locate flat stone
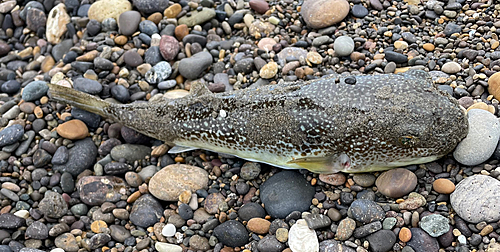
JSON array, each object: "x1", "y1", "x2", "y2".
[
  {"x1": 25, "y1": 221, "x2": 49, "y2": 239},
  {"x1": 178, "y1": 8, "x2": 216, "y2": 27},
  {"x1": 375, "y1": 168, "x2": 417, "y2": 198},
  {"x1": 419, "y1": 214, "x2": 450, "y2": 237},
  {"x1": 0, "y1": 124, "x2": 24, "y2": 148},
  {"x1": 304, "y1": 213, "x2": 331, "y2": 229},
  {"x1": 57, "y1": 119, "x2": 89, "y2": 140},
  {"x1": 77, "y1": 176, "x2": 127, "y2": 205},
  {"x1": 22, "y1": 81, "x2": 48, "y2": 102},
  {"x1": 451, "y1": 175, "x2": 500, "y2": 223},
  {"x1": 88, "y1": 0, "x2": 132, "y2": 22},
  {"x1": 149, "y1": 164, "x2": 209, "y2": 201},
  {"x1": 0, "y1": 213, "x2": 25, "y2": 229},
  {"x1": 366, "y1": 230, "x2": 396, "y2": 252}
]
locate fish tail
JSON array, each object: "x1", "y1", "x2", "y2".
[{"x1": 47, "y1": 83, "x2": 111, "y2": 118}]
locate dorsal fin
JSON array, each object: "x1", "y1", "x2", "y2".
[{"x1": 190, "y1": 81, "x2": 211, "y2": 97}]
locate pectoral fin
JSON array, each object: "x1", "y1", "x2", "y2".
[
  {"x1": 287, "y1": 156, "x2": 333, "y2": 173},
  {"x1": 287, "y1": 153, "x2": 351, "y2": 173},
  {"x1": 168, "y1": 145, "x2": 198, "y2": 154}
]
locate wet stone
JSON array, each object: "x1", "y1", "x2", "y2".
[
  {"x1": 257, "y1": 235, "x2": 285, "y2": 252},
  {"x1": 366, "y1": 230, "x2": 396, "y2": 252},
  {"x1": 260, "y1": 171, "x2": 315, "y2": 219},
  {"x1": 73, "y1": 78, "x2": 102, "y2": 95},
  {"x1": 238, "y1": 202, "x2": 266, "y2": 221},
  {"x1": 109, "y1": 225, "x2": 131, "y2": 243},
  {"x1": 0, "y1": 124, "x2": 24, "y2": 148},
  {"x1": 0, "y1": 213, "x2": 25, "y2": 229},
  {"x1": 21, "y1": 81, "x2": 48, "y2": 102},
  {"x1": 77, "y1": 176, "x2": 127, "y2": 205},
  {"x1": 407, "y1": 228, "x2": 440, "y2": 252},
  {"x1": 375, "y1": 168, "x2": 417, "y2": 198},
  {"x1": 130, "y1": 194, "x2": 163, "y2": 228},
  {"x1": 354, "y1": 221, "x2": 382, "y2": 238},
  {"x1": 349, "y1": 199, "x2": 385, "y2": 224},
  {"x1": 38, "y1": 191, "x2": 68, "y2": 218},
  {"x1": 52, "y1": 138, "x2": 98, "y2": 176},
  {"x1": 304, "y1": 213, "x2": 332, "y2": 229},
  {"x1": 25, "y1": 221, "x2": 48, "y2": 239},
  {"x1": 213, "y1": 220, "x2": 249, "y2": 247}
]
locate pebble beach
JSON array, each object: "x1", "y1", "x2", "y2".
[{"x1": 0, "y1": 0, "x2": 500, "y2": 252}]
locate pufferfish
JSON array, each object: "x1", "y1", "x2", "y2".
[{"x1": 47, "y1": 69, "x2": 468, "y2": 173}]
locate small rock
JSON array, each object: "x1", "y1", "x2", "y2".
[
  {"x1": 249, "y1": 0, "x2": 269, "y2": 14},
  {"x1": 352, "y1": 4, "x2": 369, "y2": 18},
  {"x1": 88, "y1": 0, "x2": 131, "y2": 22},
  {"x1": 375, "y1": 168, "x2": 417, "y2": 198},
  {"x1": 384, "y1": 50, "x2": 408, "y2": 63},
  {"x1": 118, "y1": 11, "x2": 141, "y2": 36},
  {"x1": 304, "y1": 213, "x2": 331, "y2": 229},
  {"x1": 57, "y1": 120, "x2": 89, "y2": 140},
  {"x1": 159, "y1": 35, "x2": 179, "y2": 61},
  {"x1": 336, "y1": 217, "x2": 356, "y2": 240},
  {"x1": 289, "y1": 219, "x2": 319, "y2": 252},
  {"x1": 419, "y1": 214, "x2": 450, "y2": 237},
  {"x1": 123, "y1": 50, "x2": 143, "y2": 67},
  {"x1": 38, "y1": 191, "x2": 68, "y2": 218},
  {"x1": 213, "y1": 220, "x2": 249, "y2": 247},
  {"x1": 407, "y1": 228, "x2": 439, "y2": 252},
  {"x1": 77, "y1": 176, "x2": 127, "y2": 205},
  {"x1": 178, "y1": 8, "x2": 216, "y2": 27},
  {"x1": 247, "y1": 218, "x2": 271, "y2": 234},
  {"x1": 132, "y1": 0, "x2": 168, "y2": 14},
  {"x1": 54, "y1": 233, "x2": 79, "y2": 252},
  {"x1": 22, "y1": 81, "x2": 48, "y2": 102},
  {"x1": 487, "y1": 72, "x2": 500, "y2": 100},
  {"x1": 301, "y1": 0, "x2": 350, "y2": 29},
  {"x1": 366, "y1": 230, "x2": 396, "y2": 252},
  {"x1": 238, "y1": 202, "x2": 266, "y2": 221},
  {"x1": 46, "y1": 4, "x2": 71, "y2": 44},
  {"x1": 52, "y1": 138, "x2": 97, "y2": 176},
  {"x1": 441, "y1": 62, "x2": 461, "y2": 74},
  {"x1": 333, "y1": 36, "x2": 354, "y2": 57},
  {"x1": 259, "y1": 62, "x2": 278, "y2": 79},
  {"x1": 155, "y1": 242, "x2": 182, "y2": 252},
  {"x1": 149, "y1": 164, "x2": 209, "y2": 201},
  {"x1": 257, "y1": 235, "x2": 285, "y2": 252},
  {"x1": 349, "y1": 199, "x2": 385, "y2": 224},
  {"x1": 178, "y1": 51, "x2": 213, "y2": 79},
  {"x1": 0, "y1": 124, "x2": 24, "y2": 148},
  {"x1": 130, "y1": 194, "x2": 163, "y2": 228},
  {"x1": 260, "y1": 171, "x2": 315, "y2": 218},
  {"x1": 0, "y1": 213, "x2": 25, "y2": 229},
  {"x1": 432, "y1": 178, "x2": 455, "y2": 194}
]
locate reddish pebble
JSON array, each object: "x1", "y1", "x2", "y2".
[{"x1": 249, "y1": 0, "x2": 270, "y2": 14}]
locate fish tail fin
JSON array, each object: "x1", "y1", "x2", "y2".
[{"x1": 47, "y1": 83, "x2": 111, "y2": 118}]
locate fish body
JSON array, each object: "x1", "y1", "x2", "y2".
[{"x1": 48, "y1": 69, "x2": 468, "y2": 173}]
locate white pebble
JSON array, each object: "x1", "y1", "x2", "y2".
[
  {"x1": 458, "y1": 235, "x2": 467, "y2": 245},
  {"x1": 155, "y1": 242, "x2": 182, "y2": 252},
  {"x1": 162, "y1": 223, "x2": 177, "y2": 237},
  {"x1": 14, "y1": 210, "x2": 29, "y2": 219},
  {"x1": 50, "y1": 249, "x2": 65, "y2": 252},
  {"x1": 288, "y1": 219, "x2": 319, "y2": 252}
]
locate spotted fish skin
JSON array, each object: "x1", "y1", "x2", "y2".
[{"x1": 48, "y1": 69, "x2": 468, "y2": 173}]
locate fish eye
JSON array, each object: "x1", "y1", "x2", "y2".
[{"x1": 399, "y1": 136, "x2": 419, "y2": 147}]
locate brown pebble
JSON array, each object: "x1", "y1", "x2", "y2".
[
  {"x1": 56, "y1": 119, "x2": 89, "y2": 140},
  {"x1": 164, "y1": 3, "x2": 182, "y2": 18},
  {"x1": 423, "y1": 43, "x2": 435, "y2": 51},
  {"x1": 34, "y1": 106, "x2": 43, "y2": 119},
  {"x1": 115, "y1": 35, "x2": 128, "y2": 45},
  {"x1": 41, "y1": 55, "x2": 55, "y2": 73},
  {"x1": 480, "y1": 225, "x2": 494, "y2": 236},
  {"x1": 127, "y1": 191, "x2": 142, "y2": 203},
  {"x1": 247, "y1": 218, "x2": 271, "y2": 234},
  {"x1": 432, "y1": 178, "x2": 455, "y2": 194},
  {"x1": 319, "y1": 173, "x2": 346, "y2": 186},
  {"x1": 174, "y1": 156, "x2": 184, "y2": 163},
  {"x1": 399, "y1": 227, "x2": 412, "y2": 242},
  {"x1": 174, "y1": 24, "x2": 189, "y2": 41},
  {"x1": 147, "y1": 12, "x2": 163, "y2": 24},
  {"x1": 90, "y1": 220, "x2": 108, "y2": 233}
]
